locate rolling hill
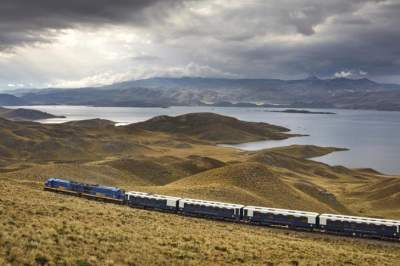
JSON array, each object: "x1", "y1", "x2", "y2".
[
  {"x1": 149, "y1": 162, "x2": 346, "y2": 213},
  {"x1": 0, "y1": 112, "x2": 397, "y2": 218},
  {"x1": 0, "y1": 112, "x2": 399, "y2": 265},
  {"x1": 0, "y1": 107, "x2": 64, "y2": 121},
  {"x1": 348, "y1": 177, "x2": 400, "y2": 218},
  {"x1": 0, "y1": 113, "x2": 295, "y2": 167},
  {"x1": 130, "y1": 112, "x2": 296, "y2": 144}
]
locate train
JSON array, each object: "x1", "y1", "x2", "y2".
[{"x1": 44, "y1": 178, "x2": 400, "y2": 241}]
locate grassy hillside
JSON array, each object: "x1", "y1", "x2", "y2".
[
  {"x1": 1, "y1": 178, "x2": 399, "y2": 266},
  {"x1": 147, "y1": 162, "x2": 344, "y2": 213},
  {"x1": 0, "y1": 118, "x2": 155, "y2": 167},
  {"x1": 131, "y1": 112, "x2": 297, "y2": 144},
  {"x1": 1, "y1": 113, "x2": 398, "y2": 219},
  {"x1": 347, "y1": 177, "x2": 400, "y2": 218},
  {"x1": 102, "y1": 155, "x2": 225, "y2": 185},
  {"x1": 0, "y1": 113, "x2": 295, "y2": 168},
  {"x1": 1, "y1": 112, "x2": 399, "y2": 265},
  {"x1": 259, "y1": 145, "x2": 348, "y2": 159}
]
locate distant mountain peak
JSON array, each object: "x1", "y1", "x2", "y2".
[
  {"x1": 358, "y1": 77, "x2": 376, "y2": 84},
  {"x1": 305, "y1": 75, "x2": 321, "y2": 81}
]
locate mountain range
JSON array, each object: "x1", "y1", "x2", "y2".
[{"x1": 2, "y1": 76, "x2": 400, "y2": 110}]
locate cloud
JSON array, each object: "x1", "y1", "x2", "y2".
[
  {"x1": 2, "y1": 0, "x2": 400, "y2": 87},
  {"x1": 0, "y1": 0, "x2": 184, "y2": 50},
  {"x1": 130, "y1": 55, "x2": 161, "y2": 62},
  {"x1": 49, "y1": 71, "x2": 135, "y2": 88},
  {"x1": 334, "y1": 71, "x2": 353, "y2": 78},
  {"x1": 47, "y1": 63, "x2": 238, "y2": 88}
]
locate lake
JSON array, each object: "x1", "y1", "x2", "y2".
[{"x1": 8, "y1": 105, "x2": 400, "y2": 175}]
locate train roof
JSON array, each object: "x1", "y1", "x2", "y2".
[
  {"x1": 95, "y1": 185, "x2": 124, "y2": 192},
  {"x1": 179, "y1": 198, "x2": 244, "y2": 209},
  {"x1": 319, "y1": 213, "x2": 400, "y2": 226},
  {"x1": 47, "y1": 178, "x2": 69, "y2": 182},
  {"x1": 244, "y1": 206, "x2": 319, "y2": 217},
  {"x1": 46, "y1": 178, "x2": 123, "y2": 192},
  {"x1": 126, "y1": 191, "x2": 181, "y2": 201}
]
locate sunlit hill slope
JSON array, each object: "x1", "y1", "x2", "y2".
[{"x1": 0, "y1": 112, "x2": 399, "y2": 265}]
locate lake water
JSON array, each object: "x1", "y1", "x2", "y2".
[{"x1": 8, "y1": 105, "x2": 400, "y2": 175}]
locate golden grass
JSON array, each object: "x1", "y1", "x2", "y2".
[
  {"x1": 260, "y1": 145, "x2": 348, "y2": 159},
  {"x1": 3, "y1": 142, "x2": 400, "y2": 219},
  {"x1": 155, "y1": 162, "x2": 340, "y2": 213},
  {"x1": 1, "y1": 178, "x2": 399, "y2": 266},
  {"x1": 131, "y1": 112, "x2": 295, "y2": 144},
  {"x1": 1, "y1": 114, "x2": 400, "y2": 265}
]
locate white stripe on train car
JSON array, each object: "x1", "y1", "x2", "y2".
[
  {"x1": 126, "y1": 191, "x2": 148, "y2": 200},
  {"x1": 178, "y1": 198, "x2": 244, "y2": 210},
  {"x1": 244, "y1": 206, "x2": 319, "y2": 224},
  {"x1": 126, "y1": 191, "x2": 181, "y2": 205}
]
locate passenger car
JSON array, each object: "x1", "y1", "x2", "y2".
[
  {"x1": 243, "y1": 206, "x2": 319, "y2": 229},
  {"x1": 126, "y1": 191, "x2": 181, "y2": 211},
  {"x1": 178, "y1": 198, "x2": 244, "y2": 220},
  {"x1": 319, "y1": 214, "x2": 400, "y2": 238}
]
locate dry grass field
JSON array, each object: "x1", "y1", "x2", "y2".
[
  {"x1": 1, "y1": 178, "x2": 400, "y2": 266},
  {"x1": 1, "y1": 113, "x2": 400, "y2": 265}
]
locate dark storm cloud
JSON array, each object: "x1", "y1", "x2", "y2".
[
  {"x1": 161, "y1": 0, "x2": 400, "y2": 81},
  {"x1": 288, "y1": 2, "x2": 400, "y2": 79},
  {"x1": 217, "y1": 23, "x2": 400, "y2": 79},
  {"x1": 0, "y1": 0, "x2": 184, "y2": 50},
  {"x1": 1, "y1": 0, "x2": 400, "y2": 85}
]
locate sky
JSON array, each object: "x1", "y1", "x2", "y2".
[{"x1": 1, "y1": 0, "x2": 400, "y2": 89}]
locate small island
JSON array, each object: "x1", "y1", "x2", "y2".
[
  {"x1": 0, "y1": 107, "x2": 65, "y2": 121},
  {"x1": 269, "y1": 109, "x2": 336, "y2": 115}
]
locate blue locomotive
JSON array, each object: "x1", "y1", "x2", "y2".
[
  {"x1": 44, "y1": 178, "x2": 400, "y2": 240},
  {"x1": 44, "y1": 178, "x2": 125, "y2": 203}
]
